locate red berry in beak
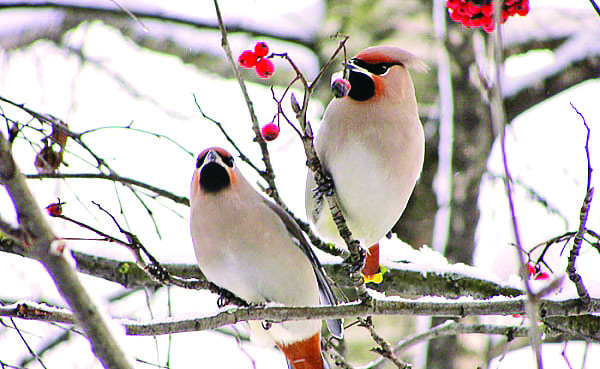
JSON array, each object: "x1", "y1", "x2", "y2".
[
  {"x1": 261, "y1": 123, "x2": 280, "y2": 141},
  {"x1": 255, "y1": 58, "x2": 275, "y2": 79},
  {"x1": 238, "y1": 50, "x2": 258, "y2": 68},
  {"x1": 254, "y1": 42, "x2": 269, "y2": 58},
  {"x1": 331, "y1": 78, "x2": 351, "y2": 98}
]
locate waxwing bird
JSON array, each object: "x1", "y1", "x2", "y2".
[
  {"x1": 305, "y1": 46, "x2": 426, "y2": 283},
  {"x1": 190, "y1": 147, "x2": 342, "y2": 369}
]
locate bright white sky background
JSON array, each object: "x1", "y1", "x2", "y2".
[{"x1": 0, "y1": 0, "x2": 599, "y2": 368}]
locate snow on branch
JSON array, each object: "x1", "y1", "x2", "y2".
[
  {"x1": 0, "y1": 131, "x2": 134, "y2": 369},
  {"x1": 3, "y1": 297, "x2": 600, "y2": 340}
]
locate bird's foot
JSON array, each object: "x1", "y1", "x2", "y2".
[
  {"x1": 342, "y1": 247, "x2": 366, "y2": 274},
  {"x1": 313, "y1": 172, "x2": 335, "y2": 198}
]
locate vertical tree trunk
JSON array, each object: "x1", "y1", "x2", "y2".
[{"x1": 424, "y1": 31, "x2": 496, "y2": 369}]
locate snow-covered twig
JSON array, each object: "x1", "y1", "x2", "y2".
[
  {"x1": 0, "y1": 238, "x2": 528, "y2": 299},
  {"x1": 5, "y1": 297, "x2": 600, "y2": 337}
]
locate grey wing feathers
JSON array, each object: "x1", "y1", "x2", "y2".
[{"x1": 263, "y1": 199, "x2": 344, "y2": 339}]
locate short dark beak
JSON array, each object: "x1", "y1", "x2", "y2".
[{"x1": 205, "y1": 150, "x2": 218, "y2": 164}]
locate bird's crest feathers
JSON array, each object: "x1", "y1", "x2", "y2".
[{"x1": 354, "y1": 46, "x2": 428, "y2": 73}]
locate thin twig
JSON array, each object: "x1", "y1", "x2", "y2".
[
  {"x1": 590, "y1": 0, "x2": 600, "y2": 16},
  {"x1": 6, "y1": 313, "x2": 49, "y2": 369},
  {"x1": 358, "y1": 317, "x2": 411, "y2": 369},
  {"x1": 323, "y1": 338, "x2": 354, "y2": 369},
  {"x1": 566, "y1": 103, "x2": 593, "y2": 303},
  {"x1": 212, "y1": 0, "x2": 282, "y2": 204},
  {"x1": 192, "y1": 94, "x2": 263, "y2": 175},
  {"x1": 362, "y1": 321, "x2": 530, "y2": 369},
  {"x1": 52, "y1": 204, "x2": 249, "y2": 306},
  {"x1": 25, "y1": 172, "x2": 189, "y2": 206}
]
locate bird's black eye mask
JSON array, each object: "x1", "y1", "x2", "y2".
[
  {"x1": 349, "y1": 59, "x2": 402, "y2": 76},
  {"x1": 196, "y1": 150, "x2": 235, "y2": 169}
]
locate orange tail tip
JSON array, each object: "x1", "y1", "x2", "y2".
[
  {"x1": 277, "y1": 333, "x2": 324, "y2": 369},
  {"x1": 362, "y1": 243, "x2": 383, "y2": 284}
]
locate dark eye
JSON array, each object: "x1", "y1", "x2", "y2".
[
  {"x1": 351, "y1": 59, "x2": 397, "y2": 76},
  {"x1": 373, "y1": 64, "x2": 389, "y2": 75},
  {"x1": 196, "y1": 152, "x2": 207, "y2": 168},
  {"x1": 221, "y1": 154, "x2": 234, "y2": 167}
]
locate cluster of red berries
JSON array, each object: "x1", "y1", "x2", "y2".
[
  {"x1": 527, "y1": 262, "x2": 549, "y2": 281},
  {"x1": 446, "y1": 0, "x2": 529, "y2": 33},
  {"x1": 238, "y1": 42, "x2": 275, "y2": 79}
]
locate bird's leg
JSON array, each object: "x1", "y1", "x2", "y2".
[
  {"x1": 362, "y1": 243, "x2": 383, "y2": 284},
  {"x1": 312, "y1": 172, "x2": 335, "y2": 198},
  {"x1": 342, "y1": 245, "x2": 366, "y2": 273}
]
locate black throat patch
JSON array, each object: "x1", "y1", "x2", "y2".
[
  {"x1": 348, "y1": 70, "x2": 375, "y2": 101},
  {"x1": 199, "y1": 162, "x2": 231, "y2": 193}
]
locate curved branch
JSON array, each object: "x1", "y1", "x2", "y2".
[{"x1": 25, "y1": 172, "x2": 189, "y2": 206}]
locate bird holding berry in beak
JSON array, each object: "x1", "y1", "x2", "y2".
[
  {"x1": 190, "y1": 147, "x2": 342, "y2": 369},
  {"x1": 306, "y1": 46, "x2": 426, "y2": 283}
]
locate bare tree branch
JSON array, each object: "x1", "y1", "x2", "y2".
[
  {"x1": 25, "y1": 172, "x2": 189, "y2": 206},
  {"x1": 4, "y1": 297, "x2": 600, "y2": 337},
  {"x1": 0, "y1": 131, "x2": 134, "y2": 369}
]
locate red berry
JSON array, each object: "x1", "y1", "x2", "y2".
[
  {"x1": 46, "y1": 202, "x2": 63, "y2": 216},
  {"x1": 467, "y1": 2, "x2": 481, "y2": 15},
  {"x1": 255, "y1": 58, "x2": 275, "y2": 79},
  {"x1": 516, "y1": 2, "x2": 529, "y2": 16},
  {"x1": 446, "y1": 0, "x2": 460, "y2": 10},
  {"x1": 254, "y1": 42, "x2": 269, "y2": 58},
  {"x1": 261, "y1": 123, "x2": 280, "y2": 141},
  {"x1": 483, "y1": 20, "x2": 495, "y2": 33},
  {"x1": 331, "y1": 78, "x2": 351, "y2": 98},
  {"x1": 527, "y1": 263, "x2": 536, "y2": 277},
  {"x1": 238, "y1": 50, "x2": 257, "y2": 68},
  {"x1": 449, "y1": 9, "x2": 463, "y2": 22},
  {"x1": 481, "y1": 4, "x2": 494, "y2": 16},
  {"x1": 471, "y1": 15, "x2": 486, "y2": 27}
]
